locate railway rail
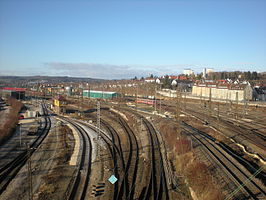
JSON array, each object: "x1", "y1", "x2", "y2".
[
  {"x1": 115, "y1": 115, "x2": 139, "y2": 200},
  {"x1": 0, "y1": 104, "x2": 51, "y2": 195},
  {"x1": 141, "y1": 117, "x2": 169, "y2": 200},
  {"x1": 58, "y1": 117, "x2": 92, "y2": 200},
  {"x1": 111, "y1": 105, "x2": 169, "y2": 200},
  {"x1": 182, "y1": 121, "x2": 266, "y2": 200},
  {"x1": 184, "y1": 106, "x2": 266, "y2": 152},
  {"x1": 76, "y1": 118, "x2": 124, "y2": 200},
  {"x1": 83, "y1": 106, "x2": 169, "y2": 200},
  {"x1": 85, "y1": 110, "x2": 140, "y2": 200}
]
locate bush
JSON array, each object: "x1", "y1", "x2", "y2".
[
  {"x1": 0, "y1": 98, "x2": 23, "y2": 144},
  {"x1": 157, "y1": 118, "x2": 224, "y2": 200}
]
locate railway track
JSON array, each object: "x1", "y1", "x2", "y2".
[
  {"x1": 77, "y1": 118, "x2": 124, "y2": 200},
  {"x1": 112, "y1": 106, "x2": 169, "y2": 200},
  {"x1": 187, "y1": 102, "x2": 266, "y2": 141},
  {"x1": 160, "y1": 98, "x2": 266, "y2": 151},
  {"x1": 141, "y1": 117, "x2": 169, "y2": 200},
  {"x1": 0, "y1": 104, "x2": 51, "y2": 195},
  {"x1": 115, "y1": 115, "x2": 139, "y2": 200},
  {"x1": 100, "y1": 119, "x2": 126, "y2": 200},
  {"x1": 182, "y1": 121, "x2": 266, "y2": 200},
  {"x1": 181, "y1": 109, "x2": 266, "y2": 184},
  {"x1": 184, "y1": 106, "x2": 266, "y2": 151},
  {"x1": 58, "y1": 117, "x2": 92, "y2": 200},
  {"x1": 84, "y1": 106, "x2": 167, "y2": 200},
  {"x1": 88, "y1": 109, "x2": 140, "y2": 200},
  {"x1": 161, "y1": 99, "x2": 266, "y2": 136}
]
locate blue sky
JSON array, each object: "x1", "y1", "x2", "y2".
[{"x1": 0, "y1": 0, "x2": 265, "y2": 79}]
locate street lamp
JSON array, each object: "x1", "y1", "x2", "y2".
[{"x1": 18, "y1": 123, "x2": 22, "y2": 147}]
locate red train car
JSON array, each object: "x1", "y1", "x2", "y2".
[{"x1": 136, "y1": 99, "x2": 155, "y2": 105}]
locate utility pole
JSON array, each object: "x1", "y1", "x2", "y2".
[
  {"x1": 200, "y1": 88, "x2": 203, "y2": 108},
  {"x1": 78, "y1": 89, "x2": 81, "y2": 115},
  {"x1": 245, "y1": 99, "x2": 248, "y2": 116},
  {"x1": 208, "y1": 88, "x2": 212, "y2": 118},
  {"x1": 154, "y1": 83, "x2": 157, "y2": 113},
  {"x1": 184, "y1": 89, "x2": 187, "y2": 111},
  {"x1": 27, "y1": 144, "x2": 33, "y2": 200},
  {"x1": 235, "y1": 92, "x2": 238, "y2": 120},
  {"x1": 96, "y1": 101, "x2": 101, "y2": 157},
  {"x1": 243, "y1": 90, "x2": 247, "y2": 118},
  {"x1": 217, "y1": 102, "x2": 220, "y2": 120},
  {"x1": 96, "y1": 100, "x2": 104, "y2": 181},
  {"x1": 136, "y1": 85, "x2": 138, "y2": 112},
  {"x1": 19, "y1": 123, "x2": 22, "y2": 147},
  {"x1": 226, "y1": 92, "x2": 230, "y2": 114},
  {"x1": 159, "y1": 84, "x2": 162, "y2": 114},
  {"x1": 176, "y1": 88, "x2": 181, "y2": 131}
]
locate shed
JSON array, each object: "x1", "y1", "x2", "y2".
[{"x1": 83, "y1": 90, "x2": 118, "y2": 99}]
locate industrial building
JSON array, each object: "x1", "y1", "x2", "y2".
[
  {"x1": 53, "y1": 95, "x2": 66, "y2": 113},
  {"x1": 83, "y1": 90, "x2": 119, "y2": 99},
  {"x1": 0, "y1": 87, "x2": 26, "y2": 100},
  {"x1": 192, "y1": 82, "x2": 253, "y2": 101}
]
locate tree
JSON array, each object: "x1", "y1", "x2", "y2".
[
  {"x1": 247, "y1": 71, "x2": 251, "y2": 80},
  {"x1": 162, "y1": 75, "x2": 171, "y2": 89},
  {"x1": 196, "y1": 73, "x2": 203, "y2": 80},
  {"x1": 251, "y1": 71, "x2": 258, "y2": 80}
]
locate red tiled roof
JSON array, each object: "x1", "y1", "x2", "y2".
[
  {"x1": 1, "y1": 87, "x2": 26, "y2": 92},
  {"x1": 169, "y1": 76, "x2": 179, "y2": 79},
  {"x1": 178, "y1": 76, "x2": 188, "y2": 80}
]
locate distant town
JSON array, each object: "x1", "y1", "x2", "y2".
[
  {"x1": 1, "y1": 69, "x2": 265, "y2": 103},
  {"x1": 0, "y1": 69, "x2": 265, "y2": 200}
]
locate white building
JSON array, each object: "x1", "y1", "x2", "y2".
[
  {"x1": 145, "y1": 78, "x2": 155, "y2": 83},
  {"x1": 155, "y1": 78, "x2": 161, "y2": 84},
  {"x1": 183, "y1": 69, "x2": 194, "y2": 76},
  {"x1": 171, "y1": 80, "x2": 177, "y2": 86},
  {"x1": 206, "y1": 68, "x2": 214, "y2": 74},
  {"x1": 192, "y1": 82, "x2": 253, "y2": 101},
  {"x1": 203, "y1": 68, "x2": 214, "y2": 79}
]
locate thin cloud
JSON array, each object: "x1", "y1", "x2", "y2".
[
  {"x1": 0, "y1": 62, "x2": 197, "y2": 78},
  {"x1": 44, "y1": 62, "x2": 185, "y2": 79}
]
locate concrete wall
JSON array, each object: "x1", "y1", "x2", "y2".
[
  {"x1": 192, "y1": 85, "x2": 252, "y2": 101},
  {"x1": 157, "y1": 90, "x2": 177, "y2": 98}
]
